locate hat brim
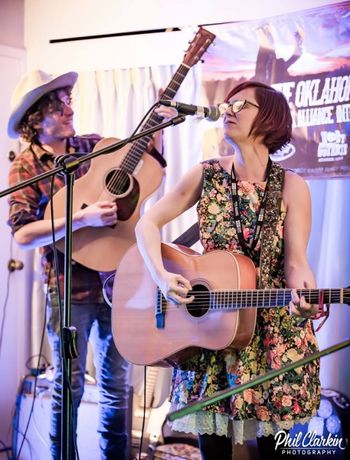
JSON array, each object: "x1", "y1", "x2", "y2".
[{"x1": 7, "y1": 71, "x2": 78, "y2": 139}]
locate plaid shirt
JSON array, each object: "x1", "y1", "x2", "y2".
[{"x1": 8, "y1": 135, "x2": 105, "y2": 304}]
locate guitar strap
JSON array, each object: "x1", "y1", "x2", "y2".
[
  {"x1": 230, "y1": 158, "x2": 273, "y2": 260},
  {"x1": 257, "y1": 162, "x2": 285, "y2": 289},
  {"x1": 172, "y1": 222, "x2": 200, "y2": 247}
]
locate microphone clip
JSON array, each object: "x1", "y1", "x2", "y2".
[{"x1": 54, "y1": 154, "x2": 81, "y2": 176}]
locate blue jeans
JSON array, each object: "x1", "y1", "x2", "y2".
[{"x1": 47, "y1": 291, "x2": 130, "y2": 460}]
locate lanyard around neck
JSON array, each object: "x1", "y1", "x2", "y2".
[{"x1": 230, "y1": 159, "x2": 272, "y2": 259}]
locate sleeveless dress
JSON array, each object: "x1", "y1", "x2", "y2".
[{"x1": 170, "y1": 159, "x2": 320, "y2": 444}]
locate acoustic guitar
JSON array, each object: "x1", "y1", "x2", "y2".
[
  {"x1": 112, "y1": 242, "x2": 349, "y2": 367},
  {"x1": 44, "y1": 27, "x2": 216, "y2": 271}
]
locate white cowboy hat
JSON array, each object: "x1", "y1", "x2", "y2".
[{"x1": 7, "y1": 69, "x2": 78, "y2": 138}]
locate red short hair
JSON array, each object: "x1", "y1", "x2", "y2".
[{"x1": 225, "y1": 81, "x2": 292, "y2": 154}]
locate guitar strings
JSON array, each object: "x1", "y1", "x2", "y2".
[
  {"x1": 157, "y1": 288, "x2": 349, "y2": 297},
  {"x1": 152, "y1": 288, "x2": 349, "y2": 311}
]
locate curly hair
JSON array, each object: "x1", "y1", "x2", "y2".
[
  {"x1": 17, "y1": 87, "x2": 72, "y2": 143},
  {"x1": 225, "y1": 81, "x2": 292, "y2": 154}
]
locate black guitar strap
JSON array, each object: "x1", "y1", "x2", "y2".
[
  {"x1": 172, "y1": 222, "x2": 200, "y2": 247},
  {"x1": 258, "y1": 162, "x2": 285, "y2": 289}
]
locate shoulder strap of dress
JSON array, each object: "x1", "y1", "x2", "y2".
[{"x1": 201, "y1": 158, "x2": 219, "y2": 167}]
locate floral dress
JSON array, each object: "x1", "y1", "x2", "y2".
[{"x1": 170, "y1": 159, "x2": 320, "y2": 443}]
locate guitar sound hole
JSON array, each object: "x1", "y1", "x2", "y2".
[
  {"x1": 186, "y1": 284, "x2": 210, "y2": 318},
  {"x1": 106, "y1": 169, "x2": 130, "y2": 195}
]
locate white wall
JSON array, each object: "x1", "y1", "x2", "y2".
[
  {"x1": 0, "y1": 64, "x2": 31, "y2": 451},
  {"x1": 24, "y1": 0, "x2": 342, "y2": 71},
  {"x1": 0, "y1": 1, "x2": 28, "y2": 456},
  {"x1": 0, "y1": 0, "x2": 24, "y2": 49}
]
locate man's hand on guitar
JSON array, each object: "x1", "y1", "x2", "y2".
[
  {"x1": 158, "y1": 271, "x2": 194, "y2": 306},
  {"x1": 74, "y1": 201, "x2": 118, "y2": 228},
  {"x1": 155, "y1": 104, "x2": 179, "y2": 121}
]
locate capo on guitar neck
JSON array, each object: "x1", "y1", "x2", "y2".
[
  {"x1": 314, "y1": 299, "x2": 330, "y2": 332},
  {"x1": 297, "y1": 291, "x2": 330, "y2": 331}
]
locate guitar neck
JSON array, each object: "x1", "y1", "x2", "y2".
[
  {"x1": 209, "y1": 288, "x2": 347, "y2": 310},
  {"x1": 120, "y1": 63, "x2": 191, "y2": 173}
]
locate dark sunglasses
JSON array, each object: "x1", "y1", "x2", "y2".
[{"x1": 223, "y1": 99, "x2": 260, "y2": 115}]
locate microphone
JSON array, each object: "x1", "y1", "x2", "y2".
[{"x1": 159, "y1": 100, "x2": 223, "y2": 121}]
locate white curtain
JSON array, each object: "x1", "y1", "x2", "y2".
[{"x1": 308, "y1": 178, "x2": 350, "y2": 396}]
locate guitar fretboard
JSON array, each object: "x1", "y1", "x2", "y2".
[
  {"x1": 121, "y1": 63, "x2": 190, "y2": 174},
  {"x1": 209, "y1": 288, "x2": 347, "y2": 310}
]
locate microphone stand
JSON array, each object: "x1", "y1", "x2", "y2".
[
  {"x1": 167, "y1": 339, "x2": 350, "y2": 422},
  {"x1": 1, "y1": 115, "x2": 186, "y2": 460}
]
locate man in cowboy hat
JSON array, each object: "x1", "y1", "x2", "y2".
[{"x1": 7, "y1": 69, "x2": 165, "y2": 460}]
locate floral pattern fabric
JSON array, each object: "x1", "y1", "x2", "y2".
[{"x1": 170, "y1": 159, "x2": 320, "y2": 433}]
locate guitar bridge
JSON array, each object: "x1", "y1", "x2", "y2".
[{"x1": 155, "y1": 288, "x2": 165, "y2": 329}]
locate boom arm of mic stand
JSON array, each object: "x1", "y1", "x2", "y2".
[
  {"x1": 71, "y1": 114, "x2": 186, "y2": 166},
  {"x1": 167, "y1": 339, "x2": 350, "y2": 422},
  {"x1": 0, "y1": 115, "x2": 187, "y2": 198}
]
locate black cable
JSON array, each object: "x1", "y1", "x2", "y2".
[
  {"x1": 0, "y1": 439, "x2": 11, "y2": 459},
  {"x1": 0, "y1": 238, "x2": 14, "y2": 357},
  {"x1": 109, "y1": 101, "x2": 166, "y2": 194},
  {"x1": 129, "y1": 101, "x2": 160, "y2": 139},
  {"x1": 137, "y1": 366, "x2": 148, "y2": 460}
]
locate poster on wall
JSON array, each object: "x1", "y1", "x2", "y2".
[{"x1": 202, "y1": 1, "x2": 350, "y2": 179}]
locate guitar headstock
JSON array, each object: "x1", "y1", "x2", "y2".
[{"x1": 183, "y1": 27, "x2": 216, "y2": 68}]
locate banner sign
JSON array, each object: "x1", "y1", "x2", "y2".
[{"x1": 202, "y1": 2, "x2": 350, "y2": 178}]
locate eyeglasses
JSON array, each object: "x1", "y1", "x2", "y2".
[{"x1": 223, "y1": 99, "x2": 260, "y2": 115}]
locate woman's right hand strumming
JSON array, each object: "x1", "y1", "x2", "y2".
[{"x1": 157, "y1": 270, "x2": 194, "y2": 305}]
